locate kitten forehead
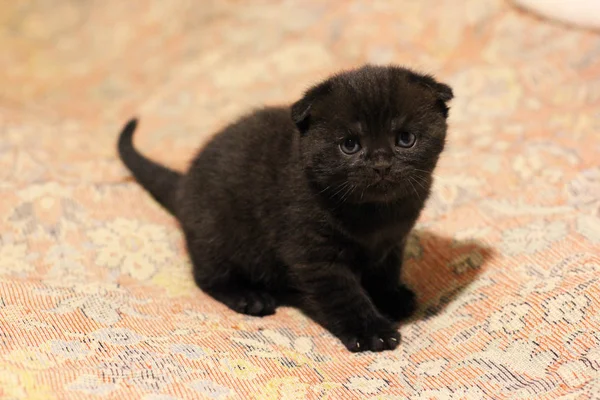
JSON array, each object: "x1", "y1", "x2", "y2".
[
  {"x1": 291, "y1": 64, "x2": 452, "y2": 134},
  {"x1": 333, "y1": 65, "x2": 432, "y2": 94},
  {"x1": 343, "y1": 117, "x2": 408, "y2": 136},
  {"x1": 348, "y1": 67, "x2": 436, "y2": 99},
  {"x1": 318, "y1": 68, "x2": 437, "y2": 127},
  {"x1": 390, "y1": 116, "x2": 408, "y2": 130}
]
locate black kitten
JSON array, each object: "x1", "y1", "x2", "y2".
[{"x1": 117, "y1": 65, "x2": 452, "y2": 352}]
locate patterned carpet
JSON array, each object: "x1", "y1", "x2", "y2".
[{"x1": 1, "y1": 0, "x2": 599, "y2": 398}]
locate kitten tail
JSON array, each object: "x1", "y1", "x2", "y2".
[{"x1": 117, "y1": 118, "x2": 183, "y2": 216}]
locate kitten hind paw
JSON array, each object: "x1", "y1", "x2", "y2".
[{"x1": 224, "y1": 289, "x2": 277, "y2": 317}]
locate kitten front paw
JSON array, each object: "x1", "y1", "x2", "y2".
[
  {"x1": 341, "y1": 321, "x2": 401, "y2": 353},
  {"x1": 374, "y1": 285, "x2": 417, "y2": 321}
]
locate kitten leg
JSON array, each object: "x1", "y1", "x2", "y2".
[
  {"x1": 204, "y1": 284, "x2": 277, "y2": 316},
  {"x1": 295, "y1": 263, "x2": 400, "y2": 352},
  {"x1": 188, "y1": 246, "x2": 277, "y2": 316},
  {"x1": 363, "y1": 248, "x2": 417, "y2": 321}
]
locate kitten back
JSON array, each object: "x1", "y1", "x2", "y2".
[{"x1": 117, "y1": 118, "x2": 182, "y2": 215}]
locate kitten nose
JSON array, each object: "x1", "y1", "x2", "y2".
[{"x1": 373, "y1": 166, "x2": 391, "y2": 178}]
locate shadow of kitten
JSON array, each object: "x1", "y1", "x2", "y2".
[{"x1": 402, "y1": 229, "x2": 496, "y2": 321}]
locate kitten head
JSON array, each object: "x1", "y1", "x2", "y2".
[{"x1": 291, "y1": 65, "x2": 453, "y2": 204}]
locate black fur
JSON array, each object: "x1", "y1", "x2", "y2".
[
  {"x1": 118, "y1": 119, "x2": 182, "y2": 213},
  {"x1": 117, "y1": 65, "x2": 453, "y2": 352}
]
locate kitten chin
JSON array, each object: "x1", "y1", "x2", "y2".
[{"x1": 117, "y1": 64, "x2": 452, "y2": 352}]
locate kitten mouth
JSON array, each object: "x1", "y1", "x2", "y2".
[
  {"x1": 367, "y1": 179, "x2": 396, "y2": 194},
  {"x1": 371, "y1": 177, "x2": 394, "y2": 187}
]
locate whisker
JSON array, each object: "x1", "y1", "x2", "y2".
[
  {"x1": 407, "y1": 177, "x2": 422, "y2": 203},
  {"x1": 412, "y1": 168, "x2": 441, "y2": 180},
  {"x1": 329, "y1": 182, "x2": 350, "y2": 199},
  {"x1": 411, "y1": 176, "x2": 428, "y2": 191},
  {"x1": 318, "y1": 185, "x2": 331, "y2": 195},
  {"x1": 339, "y1": 185, "x2": 356, "y2": 204}
]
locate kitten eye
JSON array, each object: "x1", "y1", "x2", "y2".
[
  {"x1": 395, "y1": 131, "x2": 416, "y2": 148},
  {"x1": 340, "y1": 137, "x2": 361, "y2": 155}
]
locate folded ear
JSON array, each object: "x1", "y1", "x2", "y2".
[
  {"x1": 407, "y1": 72, "x2": 454, "y2": 118},
  {"x1": 430, "y1": 80, "x2": 453, "y2": 102},
  {"x1": 291, "y1": 80, "x2": 332, "y2": 133}
]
